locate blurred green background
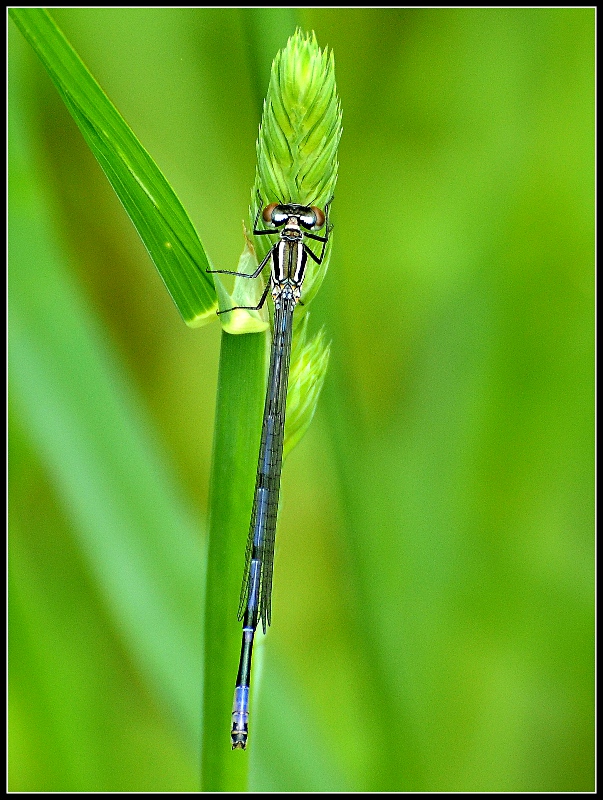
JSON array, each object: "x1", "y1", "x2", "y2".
[{"x1": 8, "y1": 7, "x2": 594, "y2": 792}]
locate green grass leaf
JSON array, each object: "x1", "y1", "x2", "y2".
[
  {"x1": 9, "y1": 7, "x2": 217, "y2": 327},
  {"x1": 202, "y1": 329, "x2": 267, "y2": 791}
]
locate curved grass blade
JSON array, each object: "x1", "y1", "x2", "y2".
[{"x1": 9, "y1": 8, "x2": 217, "y2": 328}]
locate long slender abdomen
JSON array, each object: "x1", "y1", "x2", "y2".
[{"x1": 231, "y1": 291, "x2": 296, "y2": 749}]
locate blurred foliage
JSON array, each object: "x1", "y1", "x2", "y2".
[{"x1": 8, "y1": 7, "x2": 594, "y2": 792}]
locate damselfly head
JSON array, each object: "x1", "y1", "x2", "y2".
[{"x1": 262, "y1": 202, "x2": 326, "y2": 231}]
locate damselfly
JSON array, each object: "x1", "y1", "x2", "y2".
[{"x1": 208, "y1": 194, "x2": 332, "y2": 749}]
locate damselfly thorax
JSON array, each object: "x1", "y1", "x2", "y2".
[{"x1": 264, "y1": 204, "x2": 327, "y2": 304}]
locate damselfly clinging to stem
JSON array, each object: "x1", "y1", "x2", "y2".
[{"x1": 208, "y1": 193, "x2": 332, "y2": 749}]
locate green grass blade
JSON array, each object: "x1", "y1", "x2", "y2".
[
  {"x1": 9, "y1": 7, "x2": 217, "y2": 327},
  {"x1": 202, "y1": 330, "x2": 267, "y2": 790}
]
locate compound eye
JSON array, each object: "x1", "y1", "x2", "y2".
[
  {"x1": 272, "y1": 209, "x2": 289, "y2": 227},
  {"x1": 299, "y1": 211, "x2": 316, "y2": 229},
  {"x1": 262, "y1": 203, "x2": 279, "y2": 225},
  {"x1": 310, "y1": 206, "x2": 326, "y2": 229}
]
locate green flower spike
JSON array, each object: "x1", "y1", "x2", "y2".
[
  {"x1": 222, "y1": 28, "x2": 341, "y2": 453},
  {"x1": 284, "y1": 315, "x2": 331, "y2": 459},
  {"x1": 252, "y1": 28, "x2": 342, "y2": 307},
  {"x1": 219, "y1": 28, "x2": 342, "y2": 329}
]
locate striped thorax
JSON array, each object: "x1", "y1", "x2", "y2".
[{"x1": 262, "y1": 203, "x2": 327, "y2": 305}]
